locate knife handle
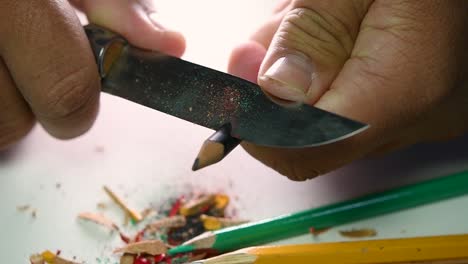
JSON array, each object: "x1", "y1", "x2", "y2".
[{"x1": 84, "y1": 24, "x2": 126, "y2": 79}]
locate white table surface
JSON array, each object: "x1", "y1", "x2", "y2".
[{"x1": 1, "y1": 1, "x2": 468, "y2": 262}]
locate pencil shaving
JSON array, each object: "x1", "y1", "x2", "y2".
[
  {"x1": 214, "y1": 194, "x2": 230, "y2": 210},
  {"x1": 114, "y1": 240, "x2": 167, "y2": 255},
  {"x1": 17, "y1": 204, "x2": 31, "y2": 212},
  {"x1": 146, "y1": 215, "x2": 186, "y2": 233},
  {"x1": 78, "y1": 212, "x2": 119, "y2": 231},
  {"x1": 103, "y1": 185, "x2": 142, "y2": 222},
  {"x1": 180, "y1": 194, "x2": 216, "y2": 216},
  {"x1": 339, "y1": 228, "x2": 377, "y2": 238},
  {"x1": 97, "y1": 202, "x2": 108, "y2": 210},
  {"x1": 141, "y1": 208, "x2": 158, "y2": 220},
  {"x1": 30, "y1": 251, "x2": 81, "y2": 264},
  {"x1": 119, "y1": 254, "x2": 135, "y2": 264},
  {"x1": 30, "y1": 254, "x2": 44, "y2": 264}
]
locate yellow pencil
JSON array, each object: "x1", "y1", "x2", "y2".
[{"x1": 192, "y1": 234, "x2": 468, "y2": 264}]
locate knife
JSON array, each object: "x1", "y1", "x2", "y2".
[{"x1": 84, "y1": 24, "x2": 368, "y2": 167}]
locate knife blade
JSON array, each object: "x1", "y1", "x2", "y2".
[{"x1": 84, "y1": 24, "x2": 368, "y2": 148}]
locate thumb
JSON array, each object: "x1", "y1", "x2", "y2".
[{"x1": 258, "y1": 0, "x2": 372, "y2": 105}]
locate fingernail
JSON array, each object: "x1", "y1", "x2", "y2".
[{"x1": 259, "y1": 54, "x2": 314, "y2": 103}]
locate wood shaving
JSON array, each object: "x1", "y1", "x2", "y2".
[
  {"x1": 146, "y1": 215, "x2": 187, "y2": 233},
  {"x1": 339, "y1": 228, "x2": 377, "y2": 238},
  {"x1": 97, "y1": 202, "x2": 108, "y2": 210},
  {"x1": 30, "y1": 254, "x2": 44, "y2": 264},
  {"x1": 16, "y1": 204, "x2": 31, "y2": 212},
  {"x1": 120, "y1": 254, "x2": 135, "y2": 264},
  {"x1": 141, "y1": 208, "x2": 157, "y2": 220},
  {"x1": 30, "y1": 252, "x2": 81, "y2": 264},
  {"x1": 180, "y1": 194, "x2": 216, "y2": 216},
  {"x1": 78, "y1": 212, "x2": 119, "y2": 231},
  {"x1": 103, "y1": 186, "x2": 142, "y2": 222},
  {"x1": 114, "y1": 240, "x2": 167, "y2": 256}
]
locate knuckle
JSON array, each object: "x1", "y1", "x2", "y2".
[
  {"x1": 0, "y1": 114, "x2": 35, "y2": 150},
  {"x1": 38, "y1": 66, "x2": 99, "y2": 121},
  {"x1": 276, "y1": 6, "x2": 353, "y2": 59}
]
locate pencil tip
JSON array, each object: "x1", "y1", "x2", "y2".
[
  {"x1": 192, "y1": 157, "x2": 214, "y2": 171},
  {"x1": 192, "y1": 158, "x2": 200, "y2": 171}
]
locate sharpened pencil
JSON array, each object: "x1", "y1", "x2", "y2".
[
  {"x1": 191, "y1": 234, "x2": 468, "y2": 264},
  {"x1": 168, "y1": 170, "x2": 468, "y2": 255},
  {"x1": 192, "y1": 124, "x2": 241, "y2": 171}
]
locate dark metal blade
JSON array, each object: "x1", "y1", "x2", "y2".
[
  {"x1": 102, "y1": 46, "x2": 367, "y2": 147},
  {"x1": 84, "y1": 24, "x2": 368, "y2": 147}
]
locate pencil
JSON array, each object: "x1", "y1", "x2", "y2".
[
  {"x1": 168, "y1": 170, "x2": 468, "y2": 255},
  {"x1": 191, "y1": 234, "x2": 468, "y2": 264},
  {"x1": 192, "y1": 124, "x2": 241, "y2": 171}
]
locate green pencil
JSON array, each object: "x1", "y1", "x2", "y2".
[{"x1": 168, "y1": 170, "x2": 468, "y2": 255}]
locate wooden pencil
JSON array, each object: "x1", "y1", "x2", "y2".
[
  {"x1": 168, "y1": 170, "x2": 468, "y2": 255},
  {"x1": 192, "y1": 124, "x2": 241, "y2": 171},
  {"x1": 191, "y1": 234, "x2": 468, "y2": 264}
]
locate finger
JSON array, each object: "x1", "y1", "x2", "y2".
[
  {"x1": 228, "y1": 41, "x2": 266, "y2": 83},
  {"x1": 257, "y1": 0, "x2": 373, "y2": 104},
  {"x1": 0, "y1": 59, "x2": 34, "y2": 150},
  {"x1": 0, "y1": 0, "x2": 100, "y2": 139},
  {"x1": 80, "y1": 0, "x2": 185, "y2": 57}
]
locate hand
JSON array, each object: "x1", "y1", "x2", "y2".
[
  {"x1": 0, "y1": 0, "x2": 185, "y2": 150},
  {"x1": 228, "y1": 0, "x2": 468, "y2": 181}
]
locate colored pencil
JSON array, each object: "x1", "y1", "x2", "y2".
[
  {"x1": 192, "y1": 124, "x2": 241, "y2": 171},
  {"x1": 191, "y1": 234, "x2": 468, "y2": 264},
  {"x1": 168, "y1": 170, "x2": 468, "y2": 255}
]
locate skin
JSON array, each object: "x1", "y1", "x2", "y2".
[
  {"x1": 228, "y1": 0, "x2": 468, "y2": 181},
  {"x1": 0, "y1": 0, "x2": 185, "y2": 148}
]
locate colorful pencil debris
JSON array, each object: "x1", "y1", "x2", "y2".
[
  {"x1": 31, "y1": 190, "x2": 242, "y2": 264},
  {"x1": 29, "y1": 250, "x2": 80, "y2": 264}
]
